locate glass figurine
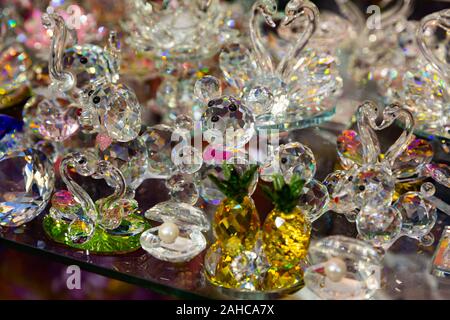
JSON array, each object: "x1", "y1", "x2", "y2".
[
  {"x1": 326, "y1": 101, "x2": 450, "y2": 249},
  {"x1": 204, "y1": 163, "x2": 261, "y2": 290},
  {"x1": 0, "y1": 8, "x2": 32, "y2": 109},
  {"x1": 392, "y1": 9, "x2": 450, "y2": 141},
  {"x1": 219, "y1": 0, "x2": 343, "y2": 130},
  {"x1": 140, "y1": 133, "x2": 209, "y2": 262},
  {"x1": 260, "y1": 174, "x2": 311, "y2": 291},
  {"x1": 0, "y1": 148, "x2": 54, "y2": 227},
  {"x1": 43, "y1": 152, "x2": 148, "y2": 254},
  {"x1": 304, "y1": 236, "x2": 382, "y2": 300},
  {"x1": 122, "y1": 0, "x2": 240, "y2": 122},
  {"x1": 42, "y1": 12, "x2": 142, "y2": 143}
]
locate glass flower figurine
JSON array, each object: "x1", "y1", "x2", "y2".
[
  {"x1": 304, "y1": 236, "x2": 382, "y2": 300},
  {"x1": 0, "y1": 7, "x2": 32, "y2": 109},
  {"x1": 392, "y1": 9, "x2": 450, "y2": 141},
  {"x1": 42, "y1": 12, "x2": 142, "y2": 143},
  {"x1": 326, "y1": 101, "x2": 450, "y2": 249},
  {"x1": 219, "y1": 0, "x2": 343, "y2": 130},
  {"x1": 0, "y1": 147, "x2": 54, "y2": 227},
  {"x1": 43, "y1": 152, "x2": 148, "y2": 254}
]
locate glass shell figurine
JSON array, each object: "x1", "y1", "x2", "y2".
[
  {"x1": 304, "y1": 236, "x2": 382, "y2": 300},
  {"x1": 42, "y1": 13, "x2": 141, "y2": 143},
  {"x1": 0, "y1": 8, "x2": 32, "y2": 109},
  {"x1": 393, "y1": 9, "x2": 450, "y2": 141},
  {"x1": 326, "y1": 101, "x2": 450, "y2": 249},
  {"x1": 140, "y1": 133, "x2": 209, "y2": 262},
  {"x1": 43, "y1": 152, "x2": 148, "y2": 254},
  {"x1": 0, "y1": 148, "x2": 54, "y2": 227},
  {"x1": 219, "y1": 0, "x2": 343, "y2": 130}
]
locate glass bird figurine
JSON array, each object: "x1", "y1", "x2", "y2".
[
  {"x1": 43, "y1": 152, "x2": 148, "y2": 254},
  {"x1": 219, "y1": 0, "x2": 343, "y2": 130}
]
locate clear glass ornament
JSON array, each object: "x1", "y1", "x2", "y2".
[
  {"x1": 305, "y1": 236, "x2": 382, "y2": 300},
  {"x1": 0, "y1": 148, "x2": 54, "y2": 227},
  {"x1": 44, "y1": 152, "x2": 148, "y2": 253},
  {"x1": 219, "y1": 0, "x2": 342, "y2": 130}
]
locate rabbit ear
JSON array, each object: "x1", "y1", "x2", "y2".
[
  {"x1": 417, "y1": 9, "x2": 450, "y2": 81},
  {"x1": 219, "y1": 43, "x2": 258, "y2": 90}
]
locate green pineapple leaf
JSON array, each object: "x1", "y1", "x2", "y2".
[
  {"x1": 262, "y1": 173, "x2": 305, "y2": 213},
  {"x1": 208, "y1": 163, "x2": 259, "y2": 203}
]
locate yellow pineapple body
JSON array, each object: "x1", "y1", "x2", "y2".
[
  {"x1": 262, "y1": 206, "x2": 311, "y2": 290},
  {"x1": 213, "y1": 196, "x2": 260, "y2": 256}
]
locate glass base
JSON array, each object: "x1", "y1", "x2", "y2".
[
  {"x1": 42, "y1": 214, "x2": 150, "y2": 254},
  {"x1": 256, "y1": 106, "x2": 336, "y2": 131}
]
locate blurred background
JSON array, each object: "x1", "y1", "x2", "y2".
[{"x1": 0, "y1": 0, "x2": 449, "y2": 300}]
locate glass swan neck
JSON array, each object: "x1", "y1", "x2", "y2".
[
  {"x1": 249, "y1": 0, "x2": 275, "y2": 74},
  {"x1": 42, "y1": 13, "x2": 76, "y2": 92},
  {"x1": 96, "y1": 161, "x2": 127, "y2": 203},
  {"x1": 276, "y1": 0, "x2": 319, "y2": 81},
  {"x1": 417, "y1": 9, "x2": 450, "y2": 82},
  {"x1": 378, "y1": 0, "x2": 413, "y2": 29},
  {"x1": 335, "y1": 0, "x2": 365, "y2": 32},
  {"x1": 60, "y1": 155, "x2": 98, "y2": 222},
  {"x1": 356, "y1": 101, "x2": 381, "y2": 165},
  {"x1": 371, "y1": 103, "x2": 415, "y2": 168}
]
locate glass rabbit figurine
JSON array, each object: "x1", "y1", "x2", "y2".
[
  {"x1": 219, "y1": 0, "x2": 342, "y2": 131},
  {"x1": 44, "y1": 152, "x2": 148, "y2": 254}
]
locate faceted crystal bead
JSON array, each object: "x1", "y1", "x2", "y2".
[
  {"x1": 81, "y1": 82, "x2": 141, "y2": 142},
  {"x1": 99, "y1": 138, "x2": 149, "y2": 191},
  {"x1": 141, "y1": 124, "x2": 177, "y2": 178},
  {"x1": 68, "y1": 217, "x2": 95, "y2": 244},
  {"x1": 298, "y1": 179, "x2": 330, "y2": 222},
  {"x1": 0, "y1": 149, "x2": 54, "y2": 227},
  {"x1": 337, "y1": 130, "x2": 363, "y2": 169},
  {"x1": 201, "y1": 96, "x2": 255, "y2": 148},
  {"x1": 23, "y1": 94, "x2": 79, "y2": 142},
  {"x1": 194, "y1": 76, "x2": 222, "y2": 103},
  {"x1": 243, "y1": 86, "x2": 274, "y2": 115},
  {"x1": 260, "y1": 142, "x2": 316, "y2": 183},
  {"x1": 219, "y1": 43, "x2": 257, "y2": 90},
  {"x1": 166, "y1": 173, "x2": 199, "y2": 205},
  {"x1": 356, "y1": 206, "x2": 402, "y2": 248},
  {"x1": 394, "y1": 192, "x2": 437, "y2": 239},
  {"x1": 392, "y1": 139, "x2": 433, "y2": 179},
  {"x1": 352, "y1": 164, "x2": 396, "y2": 209},
  {"x1": 174, "y1": 114, "x2": 194, "y2": 130}
]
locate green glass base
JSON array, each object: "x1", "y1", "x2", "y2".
[{"x1": 43, "y1": 214, "x2": 150, "y2": 255}]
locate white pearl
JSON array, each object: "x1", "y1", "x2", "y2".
[
  {"x1": 158, "y1": 222, "x2": 179, "y2": 244},
  {"x1": 324, "y1": 257, "x2": 347, "y2": 282}
]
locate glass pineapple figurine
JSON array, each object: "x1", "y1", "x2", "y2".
[
  {"x1": 204, "y1": 163, "x2": 260, "y2": 289},
  {"x1": 261, "y1": 173, "x2": 311, "y2": 291}
]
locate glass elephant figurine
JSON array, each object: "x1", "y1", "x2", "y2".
[
  {"x1": 44, "y1": 152, "x2": 148, "y2": 254},
  {"x1": 325, "y1": 101, "x2": 450, "y2": 250},
  {"x1": 219, "y1": 0, "x2": 343, "y2": 131},
  {"x1": 41, "y1": 13, "x2": 141, "y2": 143}
]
